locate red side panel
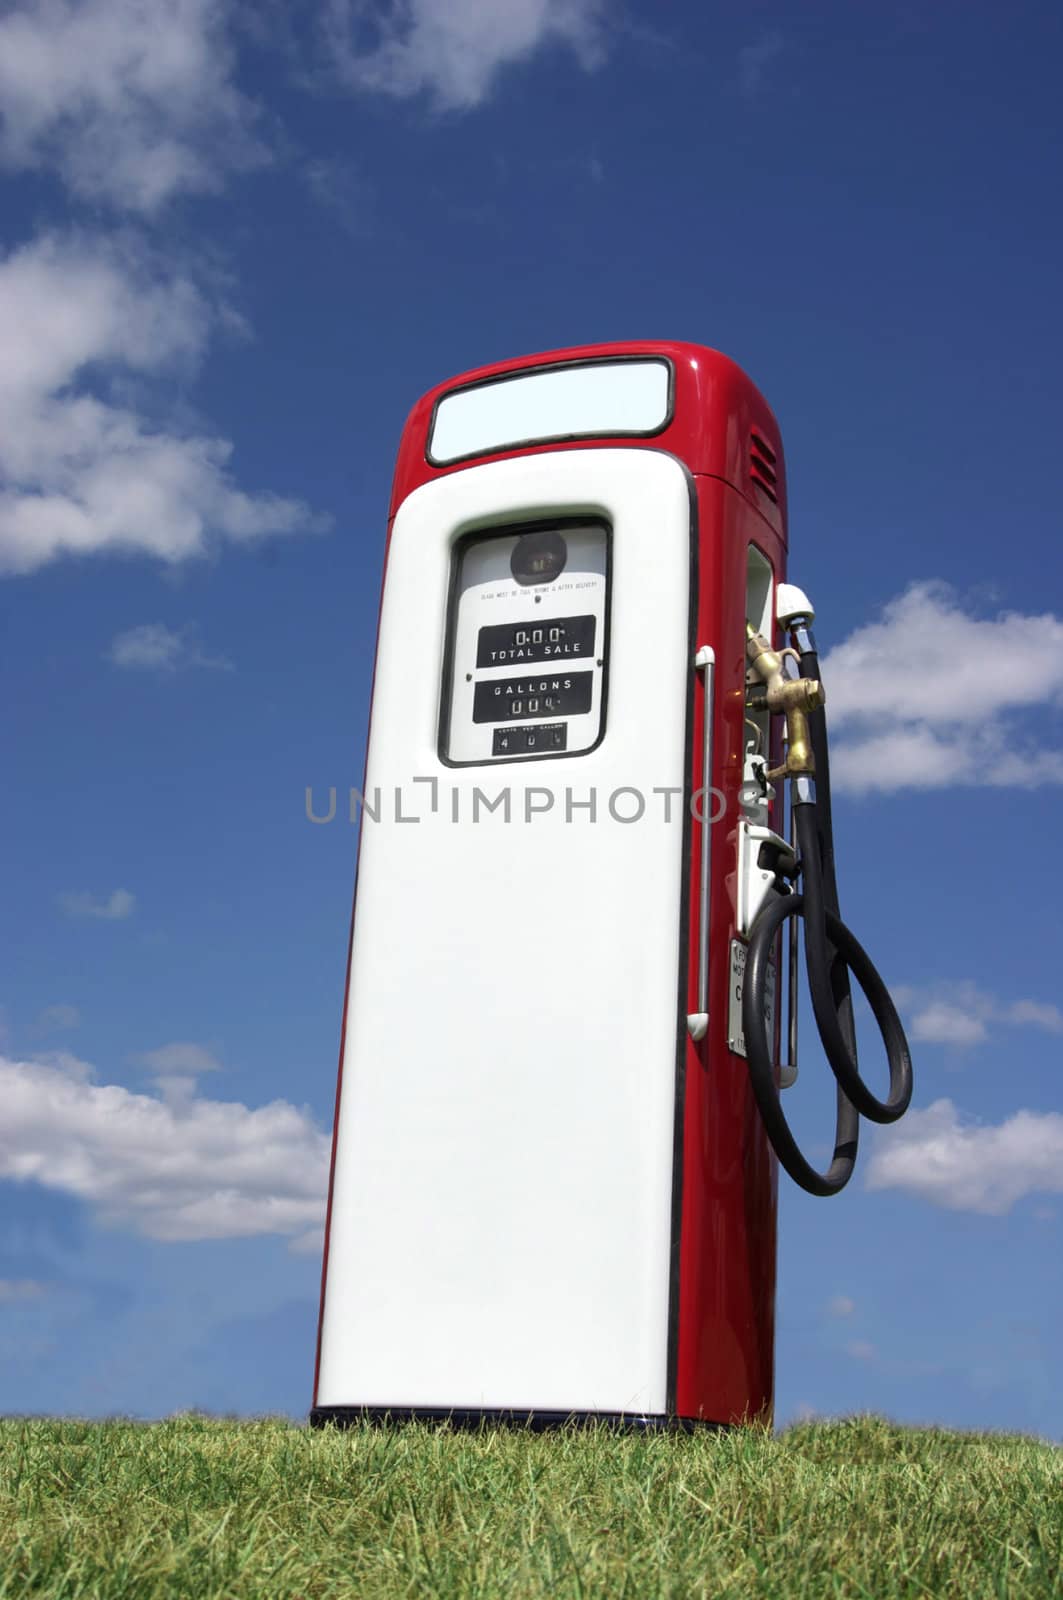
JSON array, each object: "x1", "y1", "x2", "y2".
[{"x1": 675, "y1": 475, "x2": 784, "y2": 1425}]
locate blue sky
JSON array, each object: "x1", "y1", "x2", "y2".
[{"x1": 1, "y1": 0, "x2": 1061, "y2": 1439}]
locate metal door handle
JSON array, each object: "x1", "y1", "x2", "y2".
[{"x1": 687, "y1": 645, "x2": 715, "y2": 1042}]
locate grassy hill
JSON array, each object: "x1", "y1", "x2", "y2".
[{"x1": 1, "y1": 1412, "x2": 1059, "y2": 1597}]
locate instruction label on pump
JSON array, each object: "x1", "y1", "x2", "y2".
[{"x1": 728, "y1": 938, "x2": 776, "y2": 1060}]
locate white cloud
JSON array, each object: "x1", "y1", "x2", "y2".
[
  {"x1": 1003, "y1": 999, "x2": 1063, "y2": 1034},
  {"x1": 0, "y1": 0, "x2": 265, "y2": 211},
  {"x1": 0, "y1": 1051, "x2": 330, "y2": 1243},
  {"x1": 323, "y1": 0, "x2": 607, "y2": 109},
  {"x1": 136, "y1": 1040, "x2": 222, "y2": 1107},
  {"x1": 0, "y1": 1279, "x2": 48, "y2": 1303},
  {"x1": 288, "y1": 1226, "x2": 325, "y2": 1256},
  {"x1": 108, "y1": 622, "x2": 232, "y2": 672},
  {"x1": 865, "y1": 1098, "x2": 1063, "y2": 1215},
  {"x1": 138, "y1": 1041, "x2": 222, "y2": 1077},
  {"x1": 909, "y1": 1003, "x2": 988, "y2": 1047},
  {"x1": 304, "y1": 158, "x2": 376, "y2": 236},
  {"x1": 36, "y1": 1002, "x2": 81, "y2": 1031},
  {"x1": 827, "y1": 1295, "x2": 855, "y2": 1318},
  {"x1": 58, "y1": 888, "x2": 135, "y2": 920},
  {"x1": 738, "y1": 30, "x2": 783, "y2": 95},
  {"x1": 821, "y1": 582, "x2": 1063, "y2": 793},
  {"x1": 892, "y1": 981, "x2": 1063, "y2": 1049},
  {"x1": 844, "y1": 1340, "x2": 875, "y2": 1361},
  {"x1": 0, "y1": 232, "x2": 319, "y2": 576}
]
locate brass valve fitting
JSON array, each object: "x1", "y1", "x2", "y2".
[{"x1": 745, "y1": 625, "x2": 825, "y2": 779}]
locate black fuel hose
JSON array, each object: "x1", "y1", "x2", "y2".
[
  {"x1": 743, "y1": 893, "x2": 860, "y2": 1196},
  {"x1": 741, "y1": 637, "x2": 913, "y2": 1196}
]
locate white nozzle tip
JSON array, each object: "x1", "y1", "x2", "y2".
[{"x1": 777, "y1": 583, "x2": 815, "y2": 627}]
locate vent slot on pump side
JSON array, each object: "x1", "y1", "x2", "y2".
[{"x1": 750, "y1": 431, "x2": 778, "y2": 505}]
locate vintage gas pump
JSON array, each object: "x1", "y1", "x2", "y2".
[{"x1": 311, "y1": 342, "x2": 913, "y2": 1431}]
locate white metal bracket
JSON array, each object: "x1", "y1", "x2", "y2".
[{"x1": 736, "y1": 818, "x2": 791, "y2": 940}]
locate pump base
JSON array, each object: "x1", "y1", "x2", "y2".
[{"x1": 309, "y1": 1405, "x2": 731, "y2": 1432}]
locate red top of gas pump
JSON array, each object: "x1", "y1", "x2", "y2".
[{"x1": 387, "y1": 340, "x2": 787, "y2": 543}]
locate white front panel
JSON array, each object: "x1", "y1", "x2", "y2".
[
  {"x1": 317, "y1": 449, "x2": 692, "y2": 1416},
  {"x1": 429, "y1": 359, "x2": 671, "y2": 463}
]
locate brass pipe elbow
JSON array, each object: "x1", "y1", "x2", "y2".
[
  {"x1": 745, "y1": 624, "x2": 824, "y2": 779},
  {"x1": 768, "y1": 707, "x2": 814, "y2": 779}
]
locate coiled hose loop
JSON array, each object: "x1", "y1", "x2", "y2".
[{"x1": 740, "y1": 634, "x2": 913, "y2": 1195}]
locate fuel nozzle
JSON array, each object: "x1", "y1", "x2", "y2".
[{"x1": 745, "y1": 622, "x2": 825, "y2": 780}]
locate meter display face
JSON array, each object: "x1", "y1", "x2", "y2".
[{"x1": 440, "y1": 520, "x2": 609, "y2": 764}]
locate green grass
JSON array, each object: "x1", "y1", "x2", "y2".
[{"x1": 0, "y1": 1413, "x2": 1059, "y2": 1598}]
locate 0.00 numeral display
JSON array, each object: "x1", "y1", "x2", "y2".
[
  {"x1": 476, "y1": 614, "x2": 596, "y2": 667},
  {"x1": 472, "y1": 672, "x2": 593, "y2": 724}
]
